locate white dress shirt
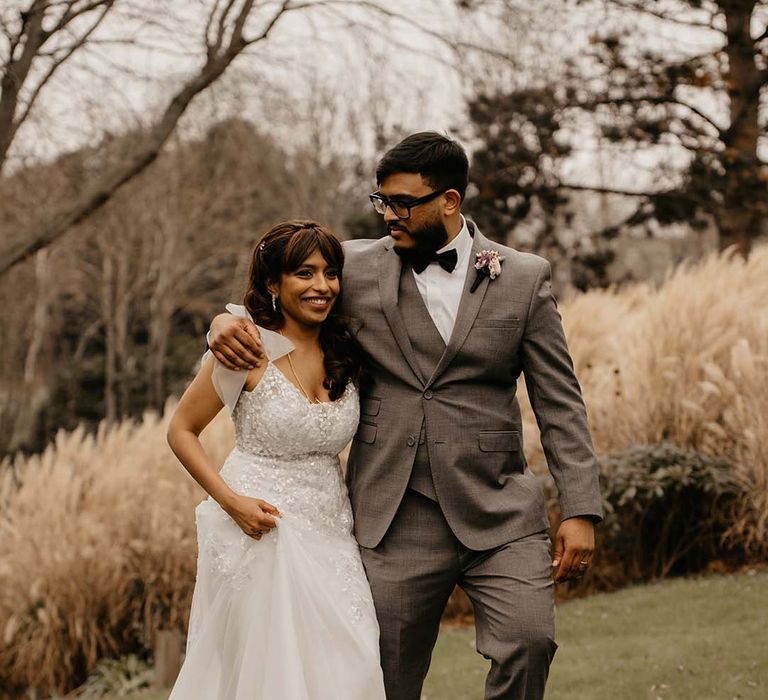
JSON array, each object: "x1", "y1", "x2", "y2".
[{"x1": 412, "y1": 216, "x2": 473, "y2": 344}]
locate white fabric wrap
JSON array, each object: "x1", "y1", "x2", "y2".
[{"x1": 202, "y1": 303, "x2": 295, "y2": 414}]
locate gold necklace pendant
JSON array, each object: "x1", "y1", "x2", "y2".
[
  {"x1": 280, "y1": 329, "x2": 322, "y2": 404},
  {"x1": 286, "y1": 351, "x2": 321, "y2": 404}
]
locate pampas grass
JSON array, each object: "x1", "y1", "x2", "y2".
[
  {"x1": 0, "y1": 407, "x2": 233, "y2": 695},
  {"x1": 521, "y1": 246, "x2": 768, "y2": 555},
  {"x1": 1, "y1": 246, "x2": 767, "y2": 694}
]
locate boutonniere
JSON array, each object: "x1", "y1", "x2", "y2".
[{"x1": 470, "y1": 250, "x2": 505, "y2": 293}]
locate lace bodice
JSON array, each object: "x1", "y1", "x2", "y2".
[
  {"x1": 210, "y1": 359, "x2": 360, "y2": 551},
  {"x1": 232, "y1": 362, "x2": 359, "y2": 458},
  {"x1": 202, "y1": 307, "x2": 361, "y2": 550}
]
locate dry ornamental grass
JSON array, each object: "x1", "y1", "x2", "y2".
[
  {"x1": 0, "y1": 410, "x2": 233, "y2": 696},
  {"x1": 518, "y1": 247, "x2": 768, "y2": 555},
  {"x1": 1, "y1": 246, "x2": 767, "y2": 695}
]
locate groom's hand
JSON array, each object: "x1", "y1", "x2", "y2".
[
  {"x1": 209, "y1": 313, "x2": 264, "y2": 370},
  {"x1": 552, "y1": 516, "x2": 595, "y2": 583}
]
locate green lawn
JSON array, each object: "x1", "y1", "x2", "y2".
[
  {"x1": 107, "y1": 572, "x2": 768, "y2": 700},
  {"x1": 424, "y1": 571, "x2": 768, "y2": 700}
]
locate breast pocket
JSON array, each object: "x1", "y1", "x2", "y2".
[{"x1": 465, "y1": 318, "x2": 522, "y2": 366}]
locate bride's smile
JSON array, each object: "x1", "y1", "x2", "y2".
[{"x1": 272, "y1": 248, "x2": 340, "y2": 327}]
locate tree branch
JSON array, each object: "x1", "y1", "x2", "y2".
[
  {"x1": 231, "y1": 0, "x2": 257, "y2": 47},
  {"x1": 318, "y1": 5, "x2": 460, "y2": 71},
  {"x1": 6, "y1": 2, "x2": 35, "y2": 61},
  {"x1": 559, "y1": 183, "x2": 658, "y2": 197},
  {"x1": 14, "y1": 2, "x2": 111, "y2": 130},
  {"x1": 0, "y1": 0, "x2": 292, "y2": 276},
  {"x1": 52, "y1": 0, "x2": 115, "y2": 34},
  {"x1": 672, "y1": 97, "x2": 726, "y2": 136},
  {"x1": 571, "y1": 94, "x2": 725, "y2": 138},
  {"x1": 607, "y1": 0, "x2": 720, "y2": 31},
  {"x1": 73, "y1": 36, "x2": 192, "y2": 58},
  {"x1": 0, "y1": 0, "x2": 119, "y2": 170},
  {"x1": 0, "y1": 3, "x2": 48, "y2": 167},
  {"x1": 207, "y1": 0, "x2": 238, "y2": 59},
  {"x1": 285, "y1": 0, "x2": 516, "y2": 63}
]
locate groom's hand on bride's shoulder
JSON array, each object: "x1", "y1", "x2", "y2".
[{"x1": 209, "y1": 313, "x2": 264, "y2": 370}]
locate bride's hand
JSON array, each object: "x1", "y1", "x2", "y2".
[{"x1": 223, "y1": 493, "x2": 282, "y2": 540}]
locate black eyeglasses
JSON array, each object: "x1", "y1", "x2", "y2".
[{"x1": 369, "y1": 188, "x2": 448, "y2": 220}]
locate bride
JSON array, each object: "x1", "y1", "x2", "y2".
[{"x1": 166, "y1": 220, "x2": 386, "y2": 699}]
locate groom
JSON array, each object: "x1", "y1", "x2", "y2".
[{"x1": 209, "y1": 132, "x2": 602, "y2": 699}]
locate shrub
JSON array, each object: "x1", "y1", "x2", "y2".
[
  {"x1": 597, "y1": 443, "x2": 745, "y2": 582},
  {"x1": 70, "y1": 654, "x2": 153, "y2": 698}
]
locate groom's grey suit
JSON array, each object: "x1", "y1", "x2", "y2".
[{"x1": 339, "y1": 222, "x2": 602, "y2": 699}]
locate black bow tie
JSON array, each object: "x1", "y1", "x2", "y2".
[{"x1": 411, "y1": 248, "x2": 458, "y2": 274}]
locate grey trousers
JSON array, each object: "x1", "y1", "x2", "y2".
[{"x1": 360, "y1": 489, "x2": 556, "y2": 700}]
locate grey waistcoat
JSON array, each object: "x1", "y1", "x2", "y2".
[{"x1": 398, "y1": 266, "x2": 446, "y2": 500}]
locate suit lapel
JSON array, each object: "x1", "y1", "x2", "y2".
[
  {"x1": 426, "y1": 225, "x2": 493, "y2": 387},
  {"x1": 377, "y1": 239, "x2": 426, "y2": 385}
]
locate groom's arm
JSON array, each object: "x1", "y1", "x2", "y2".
[
  {"x1": 208, "y1": 313, "x2": 264, "y2": 370},
  {"x1": 519, "y1": 259, "x2": 603, "y2": 581}
]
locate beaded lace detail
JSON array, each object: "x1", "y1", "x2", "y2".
[
  {"x1": 232, "y1": 362, "x2": 356, "y2": 458},
  {"x1": 197, "y1": 362, "x2": 371, "y2": 622}
]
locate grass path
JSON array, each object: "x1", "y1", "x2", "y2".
[{"x1": 116, "y1": 572, "x2": 768, "y2": 700}]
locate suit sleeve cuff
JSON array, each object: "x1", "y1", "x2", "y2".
[{"x1": 560, "y1": 507, "x2": 604, "y2": 524}]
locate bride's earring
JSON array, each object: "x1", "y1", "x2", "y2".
[{"x1": 271, "y1": 293, "x2": 278, "y2": 311}]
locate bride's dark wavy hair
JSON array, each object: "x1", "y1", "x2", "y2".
[{"x1": 244, "y1": 220, "x2": 367, "y2": 401}]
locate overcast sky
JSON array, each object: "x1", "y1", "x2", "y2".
[
  {"x1": 13, "y1": 1, "x2": 473, "y2": 166},
  {"x1": 7, "y1": 1, "x2": 767, "y2": 186}
]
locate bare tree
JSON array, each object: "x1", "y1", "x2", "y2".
[
  {"x1": 0, "y1": 0, "x2": 503, "y2": 277},
  {"x1": 461, "y1": 0, "x2": 767, "y2": 262},
  {"x1": 0, "y1": 1, "x2": 118, "y2": 170},
  {"x1": 0, "y1": 0, "x2": 306, "y2": 275}
]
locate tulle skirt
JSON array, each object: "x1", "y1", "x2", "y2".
[{"x1": 169, "y1": 492, "x2": 385, "y2": 699}]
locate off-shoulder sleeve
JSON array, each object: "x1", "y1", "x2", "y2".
[{"x1": 202, "y1": 304, "x2": 295, "y2": 415}]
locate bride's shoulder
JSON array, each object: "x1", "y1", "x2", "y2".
[
  {"x1": 243, "y1": 362, "x2": 269, "y2": 392},
  {"x1": 222, "y1": 304, "x2": 294, "y2": 362},
  {"x1": 204, "y1": 306, "x2": 295, "y2": 411},
  {"x1": 257, "y1": 325, "x2": 294, "y2": 362},
  {"x1": 240, "y1": 325, "x2": 293, "y2": 393}
]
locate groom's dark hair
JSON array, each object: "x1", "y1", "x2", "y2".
[{"x1": 376, "y1": 131, "x2": 469, "y2": 201}]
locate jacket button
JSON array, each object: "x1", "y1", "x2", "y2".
[
  {"x1": 407, "y1": 436, "x2": 416, "y2": 447},
  {"x1": 423, "y1": 390, "x2": 433, "y2": 400}
]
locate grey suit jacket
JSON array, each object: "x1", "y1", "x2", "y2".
[{"x1": 340, "y1": 223, "x2": 602, "y2": 550}]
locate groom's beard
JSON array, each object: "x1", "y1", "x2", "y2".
[{"x1": 390, "y1": 219, "x2": 449, "y2": 267}]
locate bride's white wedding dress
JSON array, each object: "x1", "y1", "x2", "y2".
[{"x1": 169, "y1": 306, "x2": 386, "y2": 699}]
